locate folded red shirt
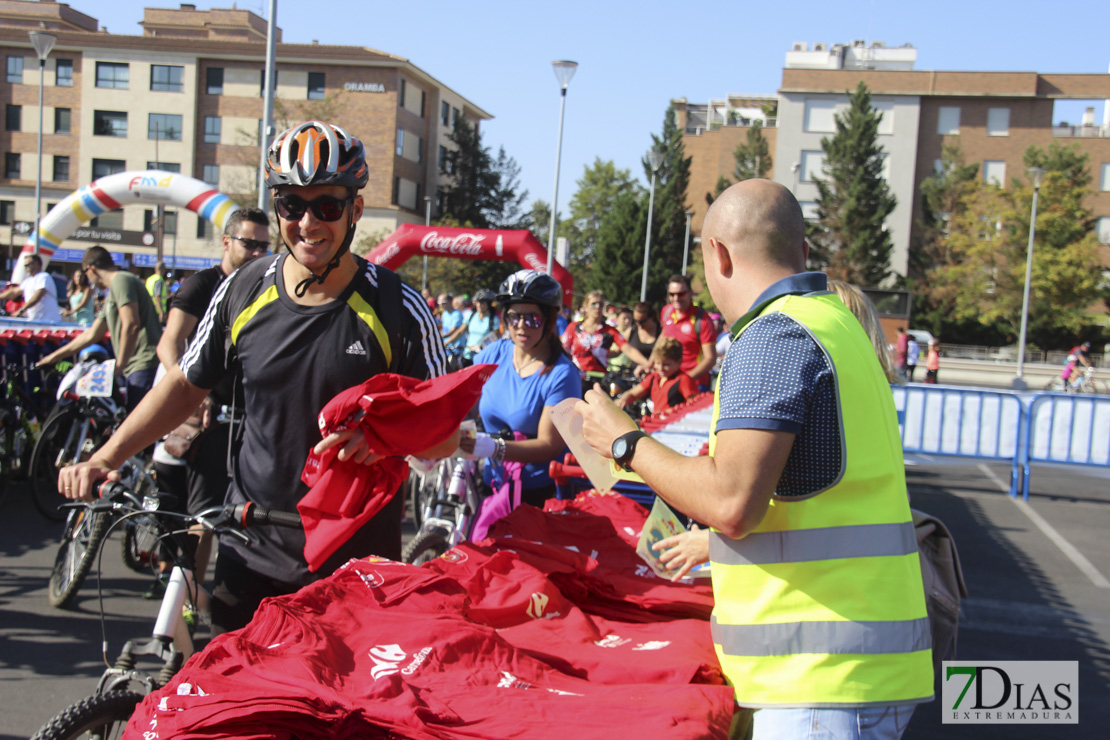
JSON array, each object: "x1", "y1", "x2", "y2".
[{"x1": 299, "y1": 364, "x2": 495, "y2": 571}]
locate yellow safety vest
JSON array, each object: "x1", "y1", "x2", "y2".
[
  {"x1": 145, "y1": 273, "x2": 168, "y2": 312},
  {"x1": 708, "y1": 290, "x2": 933, "y2": 708}
]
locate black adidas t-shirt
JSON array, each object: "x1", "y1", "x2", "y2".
[
  {"x1": 181, "y1": 254, "x2": 446, "y2": 584},
  {"x1": 173, "y1": 265, "x2": 236, "y2": 406}
]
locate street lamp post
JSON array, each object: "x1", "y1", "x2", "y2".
[
  {"x1": 640, "y1": 151, "x2": 665, "y2": 302},
  {"x1": 29, "y1": 30, "x2": 56, "y2": 257},
  {"x1": 422, "y1": 195, "x2": 431, "y2": 291},
  {"x1": 681, "y1": 209, "x2": 694, "y2": 276},
  {"x1": 1012, "y1": 166, "x2": 1048, "y2": 390},
  {"x1": 546, "y1": 60, "x2": 577, "y2": 275}
]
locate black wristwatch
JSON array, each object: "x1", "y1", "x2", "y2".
[{"x1": 612, "y1": 430, "x2": 648, "y2": 471}]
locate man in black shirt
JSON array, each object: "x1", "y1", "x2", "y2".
[
  {"x1": 154, "y1": 207, "x2": 271, "y2": 585},
  {"x1": 59, "y1": 121, "x2": 458, "y2": 633}
]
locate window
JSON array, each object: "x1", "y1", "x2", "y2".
[
  {"x1": 55, "y1": 59, "x2": 72, "y2": 86},
  {"x1": 148, "y1": 113, "x2": 183, "y2": 140},
  {"x1": 420, "y1": 90, "x2": 426, "y2": 118},
  {"x1": 5, "y1": 153, "x2": 21, "y2": 179},
  {"x1": 441, "y1": 101, "x2": 450, "y2": 126},
  {"x1": 54, "y1": 107, "x2": 70, "y2": 134},
  {"x1": 434, "y1": 189, "x2": 444, "y2": 216},
  {"x1": 206, "y1": 67, "x2": 224, "y2": 95},
  {"x1": 937, "y1": 106, "x2": 960, "y2": 135},
  {"x1": 201, "y1": 164, "x2": 219, "y2": 186},
  {"x1": 259, "y1": 69, "x2": 277, "y2": 97},
  {"x1": 5, "y1": 104, "x2": 21, "y2": 132},
  {"x1": 1097, "y1": 217, "x2": 1110, "y2": 245},
  {"x1": 203, "y1": 116, "x2": 221, "y2": 144},
  {"x1": 452, "y1": 107, "x2": 459, "y2": 128},
  {"x1": 438, "y1": 145, "x2": 448, "y2": 171},
  {"x1": 93, "y1": 110, "x2": 128, "y2": 137},
  {"x1": 804, "y1": 99, "x2": 839, "y2": 133},
  {"x1": 146, "y1": 161, "x2": 181, "y2": 173},
  {"x1": 1100, "y1": 163, "x2": 1110, "y2": 192},
  {"x1": 417, "y1": 137, "x2": 424, "y2": 163},
  {"x1": 987, "y1": 107, "x2": 1010, "y2": 136},
  {"x1": 92, "y1": 211, "x2": 123, "y2": 229},
  {"x1": 396, "y1": 128, "x2": 404, "y2": 156},
  {"x1": 872, "y1": 100, "x2": 894, "y2": 135},
  {"x1": 52, "y1": 155, "x2": 69, "y2": 182},
  {"x1": 799, "y1": 201, "x2": 819, "y2": 220},
  {"x1": 0, "y1": 200, "x2": 13, "y2": 224},
  {"x1": 95, "y1": 62, "x2": 129, "y2": 89},
  {"x1": 6, "y1": 56, "x2": 23, "y2": 84},
  {"x1": 144, "y1": 208, "x2": 177, "y2": 235},
  {"x1": 92, "y1": 158, "x2": 126, "y2": 179},
  {"x1": 983, "y1": 160, "x2": 1006, "y2": 186},
  {"x1": 307, "y1": 72, "x2": 325, "y2": 100},
  {"x1": 399, "y1": 79, "x2": 406, "y2": 107},
  {"x1": 395, "y1": 177, "x2": 417, "y2": 210},
  {"x1": 197, "y1": 216, "x2": 212, "y2": 239},
  {"x1": 801, "y1": 150, "x2": 826, "y2": 182},
  {"x1": 150, "y1": 64, "x2": 184, "y2": 92}
]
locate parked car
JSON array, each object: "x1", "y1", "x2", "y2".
[{"x1": 908, "y1": 329, "x2": 935, "y2": 346}]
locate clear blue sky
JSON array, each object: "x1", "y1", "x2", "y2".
[{"x1": 91, "y1": 1, "x2": 1110, "y2": 211}]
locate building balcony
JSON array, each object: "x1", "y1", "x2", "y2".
[
  {"x1": 685, "y1": 117, "x2": 778, "y2": 136},
  {"x1": 1052, "y1": 124, "x2": 1109, "y2": 138}
]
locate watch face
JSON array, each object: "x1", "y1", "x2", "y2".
[{"x1": 613, "y1": 437, "x2": 629, "y2": 460}]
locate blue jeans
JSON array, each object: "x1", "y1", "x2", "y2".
[
  {"x1": 124, "y1": 366, "x2": 157, "y2": 414},
  {"x1": 753, "y1": 705, "x2": 915, "y2": 740}
]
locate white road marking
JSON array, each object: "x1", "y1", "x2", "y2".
[{"x1": 978, "y1": 463, "x2": 1110, "y2": 589}]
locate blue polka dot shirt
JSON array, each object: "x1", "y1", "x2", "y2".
[{"x1": 716, "y1": 308, "x2": 842, "y2": 498}]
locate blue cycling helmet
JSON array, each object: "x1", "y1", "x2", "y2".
[
  {"x1": 497, "y1": 270, "x2": 562, "y2": 309},
  {"x1": 78, "y1": 344, "x2": 109, "y2": 363}
]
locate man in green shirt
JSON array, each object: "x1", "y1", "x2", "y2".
[{"x1": 38, "y1": 246, "x2": 163, "y2": 412}]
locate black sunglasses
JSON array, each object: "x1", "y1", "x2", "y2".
[
  {"x1": 273, "y1": 194, "x2": 351, "y2": 222},
  {"x1": 227, "y1": 234, "x2": 270, "y2": 251},
  {"x1": 504, "y1": 311, "x2": 544, "y2": 329}
]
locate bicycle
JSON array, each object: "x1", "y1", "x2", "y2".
[
  {"x1": 403, "y1": 453, "x2": 486, "y2": 565},
  {"x1": 31, "y1": 480, "x2": 302, "y2": 740},
  {"x1": 0, "y1": 360, "x2": 61, "y2": 505},
  {"x1": 1044, "y1": 367, "x2": 1106, "y2": 394}
]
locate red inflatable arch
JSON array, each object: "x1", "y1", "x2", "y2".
[{"x1": 365, "y1": 224, "x2": 574, "y2": 306}]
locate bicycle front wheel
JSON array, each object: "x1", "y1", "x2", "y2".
[
  {"x1": 48, "y1": 507, "x2": 110, "y2": 609},
  {"x1": 31, "y1": 690, "x2": 144, "y2": 740},
  {"x1": 31, "y1": 405, "x2": 100, "y2": 522},
  {"x1": 403, "y1": 528, "x2": 451, "y2": 565}
]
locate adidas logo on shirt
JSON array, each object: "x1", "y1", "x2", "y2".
[{"x1": 346, "y1": 341, "x2": 367, "y2": 356}]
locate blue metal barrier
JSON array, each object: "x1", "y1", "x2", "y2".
[
  {"x1": 893, "y1": 384, "x2": 1026, "y2": 494},
  {"x1": 1018, "y1": 392, "x2": 1110, "y2": 500}
]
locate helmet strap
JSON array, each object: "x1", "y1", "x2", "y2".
[{"x1": 290, "y1": 192, "x2": 358, "y2": 298}]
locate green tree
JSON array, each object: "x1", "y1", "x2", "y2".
[
  {"x1": 640, "y1": 104, "x2": 692, "y2": 304},
  {"x1": 589, "y1": 191, "x2": 646, "y2": 306},
  {"x1": 440, "y1": 118, "x2": 500, "y2": 229},
  {"x1": 733, "y1": 121, "x2": 772, "y2": 182},
  {"x1": 925, "y1": 143, "x2": 1104, "y2": 346},
  {"x1": 808, "y1": 82, "x2": 897, "y2": 287},
  {"x1": 565, "y1": 158, "x2": 640, "y2": 269}
]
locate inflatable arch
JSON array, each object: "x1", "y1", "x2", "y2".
[
  {"x1": 10, "y1": 170, "x2": 240, "y2": 283},
  {"x1": 366, "y1": 224, "x2": 574, "y2": 306}
]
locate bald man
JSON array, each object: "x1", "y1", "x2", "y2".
[{"x1": 578, "y1": 180, "x2": 932, "y2": 738}]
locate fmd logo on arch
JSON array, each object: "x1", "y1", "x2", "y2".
[{"x1": 942, "y1": 661, "x2": 1077, "y2": 724}]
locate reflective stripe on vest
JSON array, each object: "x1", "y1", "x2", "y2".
[{"x1": 708, "y1": 290, "x2": 932, "y2": 707}]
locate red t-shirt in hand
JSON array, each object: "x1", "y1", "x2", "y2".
[
  {"x1": 660, "y1": 306, "x2": 716, "y2": 381},
  {"x1": 561, "y1": 321, "x2": 627, "y2": 374},
  {"x1": 644, "y1": 371, "x2": 699, "y2": 412}
]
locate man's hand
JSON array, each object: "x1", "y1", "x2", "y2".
[
  {"x1": 653, "y1": 524, "x2": 709, "y2": 581},
  {"x1": 58, "y1": 459, "x2": 121, "y2": 503},
  {"x1": 314, "y1": 428, "x2": 382, "y2": 466},
  {"x1": 574, "y1": 384, "x2": 639, "y2": 459}
]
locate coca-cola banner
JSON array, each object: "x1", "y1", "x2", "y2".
[{"x1": 367, "y1": 224, "x2": 574, "y2": 307}]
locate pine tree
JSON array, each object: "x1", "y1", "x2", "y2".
[
  {"x1": 808, "y1": 82, "x2": 897, "y2": 287},
  {"x1": 733, "y1": 121, "x2": 772, "y2": 182},
  {"x1": 641, "y1": 105, "x2": 692, "y2": 304},
  {"x1": 588, "y1": 191, "x2": 646, "y2": 306}
]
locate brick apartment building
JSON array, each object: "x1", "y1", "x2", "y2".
[
  {"x1": 0, "y1": 0, "x2": 490, "y2": 272},
  {"x1": 674, "y1": 41, "x2": 1110, "y2": 284}
]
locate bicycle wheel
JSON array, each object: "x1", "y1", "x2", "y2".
[
  {"x1": 402, "y1": 528, "x2": 451, "y2": 565},
  {"x1": 119, "y1": 458, "x2": 164, "y2": 573},
  {"x1": 48, "y1": 507, "x2": 110, "y2": 609},
  {"x1": 31, "y1": 405, "x2": 99, "y2": 522},
  {"x1": 31, "y1": 690, "x2": 144, "y2": 740},
  {"x1": 1043, "y1": 377, "x2": 1065, "y2": 393}
]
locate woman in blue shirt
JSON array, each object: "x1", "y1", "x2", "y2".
[
  {"x1": 466, "y1": 270, "x2": 580, "y2": 507},
  {"x1": 461, "y1": 288, "x2": 500, "y2": 365}
]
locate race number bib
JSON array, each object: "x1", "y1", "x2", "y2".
[{"x1": 75, "y1": 359, "x2": 116, "y2": 398}]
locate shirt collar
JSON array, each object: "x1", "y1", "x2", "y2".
[{"x1": 730, "y1": 272, "x2": 828, "y2": 335}]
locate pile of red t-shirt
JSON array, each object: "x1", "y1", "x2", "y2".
[{"x1": 124, "y1": 491, "x2": 734, "y2": 739}]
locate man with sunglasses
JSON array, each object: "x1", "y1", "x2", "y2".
[
  {"x1": 38, "y1": 245, "x2": 163, "y2": 412},
  {"x1": 57, "y1": 121, "x2": 456, "y2": 634},
  {"x1": 661, "y1": 274, "x2": 717, "y2": 390},
  {"x1": 152, "y1": 206, "x2": 272, "y2": 587}
]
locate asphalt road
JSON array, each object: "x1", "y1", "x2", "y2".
[{"x1": 2, "y1": 461, "x2": 1108, "y2": 739}]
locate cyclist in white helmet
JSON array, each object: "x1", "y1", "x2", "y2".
[{"x1": 58, "y1": 121, "x2": 460, "y2": 633}]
